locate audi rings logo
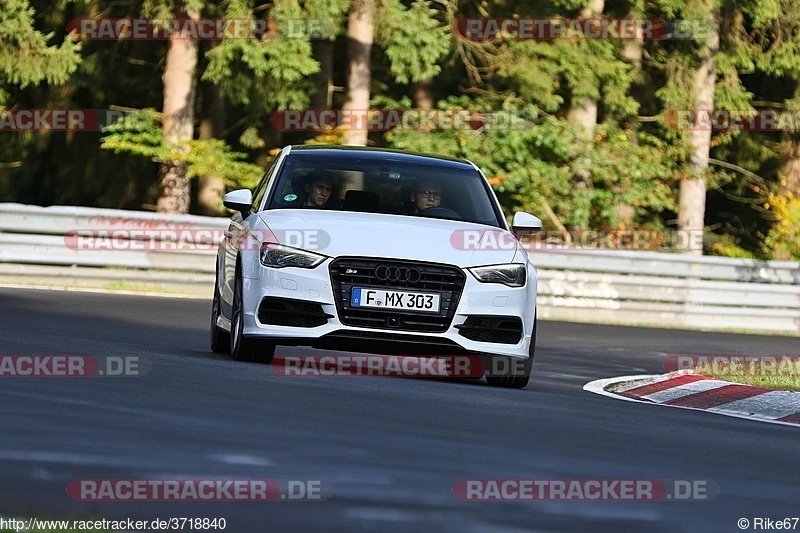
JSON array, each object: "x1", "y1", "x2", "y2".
[{"x1": 375, "y1": 265, "x2": 421, "y2": 283}]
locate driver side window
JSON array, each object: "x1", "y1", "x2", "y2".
[{"x1": 251, "y1": 155, "x2": 280, "y2": 212}]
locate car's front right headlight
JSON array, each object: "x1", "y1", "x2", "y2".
[
  {"x1": 259, "y1": 243, "x2": 327, "y2": 269},
  {"x1": 468, "y1": 263, "x2": 526, "y2": 287}
]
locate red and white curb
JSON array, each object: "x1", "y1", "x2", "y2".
[{"x1": 584, "y1": 371, "x2": 800, "y2": 428}]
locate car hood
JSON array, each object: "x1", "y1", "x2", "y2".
[{"x1": 256, "y1": 209, "x2": 520, "y2": 266}]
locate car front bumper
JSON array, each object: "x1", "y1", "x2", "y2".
[{"x1": 237, "y1": 259, "x2": 537, "y2": 359}]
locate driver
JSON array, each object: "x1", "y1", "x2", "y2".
[
  {"x1": 410, "y1": 180, "x2": 442, "y2": 214},
  {"x1": 304, "y1": 175, "x2": 334, "y2": 208}
]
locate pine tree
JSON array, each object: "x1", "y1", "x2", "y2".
[
  {"x1": 151, "y1": 0, "x2": 203, "y2": 214},
  {"x1": 0, "y1": 0, "x2": 81, "y2": 94},
  {"x1": 654, "y1": 0, "x2": 778, "y2": 254},
  {"x1": 99, "y1": 0, "x2": 327, "y2": 213},
  {"x1": 758, "y1": 0, "x2": 800, "y2": 193},
  {"x1": 340, "y1": 0, "x2": 450, "y2": 146},
  {"x1": 756, "y1": 0, "x2": 800, "y2": 258},
  {"x1": 341, "y1": 0, "x2": 375, "y2": 146}
]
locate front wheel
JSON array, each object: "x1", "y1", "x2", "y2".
[
  {"x1": 485, "y1": 312, "x2": 536, "y2": 389},
  {"x1": 230, "y1": 265, "x2": 276, "y2": 364}
]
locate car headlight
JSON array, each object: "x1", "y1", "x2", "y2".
[
  {"x1": 259, "y1": 243, "x2": 326, "y2": 269},
  {"x1": 468, "y1": 264, "x2": 526, "y2": 287}
]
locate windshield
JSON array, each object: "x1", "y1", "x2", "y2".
[{"x1": 265, "y1": 151, "x2": 505, "y2": 228}]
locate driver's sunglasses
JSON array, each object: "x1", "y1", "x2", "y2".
[{"x1": 416, "y1": 189, "x2": 441, "y2": 199}]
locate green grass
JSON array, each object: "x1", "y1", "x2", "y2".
[
  {"x1": 605, "y1": 361, "x2": 800, "y2": 394},
  {"x1": 101, "y1": 281, "x2": 170, "y2": 293},
  {"x1": 694, "y1": 359, "x2": 800, "y2": 392},
  {"x1": 606, "y1": 378, "x2": 654, "y2": 393}
]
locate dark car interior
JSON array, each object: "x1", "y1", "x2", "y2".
[{"x1": 268, "y1": 157, "x2": 504, "y2": 228}]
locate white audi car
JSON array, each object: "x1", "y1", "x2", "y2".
[{"x1": 210, "y1": 146, "x2": 542, "y2": 388}]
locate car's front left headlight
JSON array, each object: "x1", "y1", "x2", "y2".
[
  {"x1": 259, "y1": 243, "x2": 327, "y2": 269},
  {"x1": 468, "y1": 264, "x2": 526, "y2": 287}
]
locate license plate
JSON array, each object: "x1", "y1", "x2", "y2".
[{"x1": 351, "y1": 288, "x2": 441, "y2": 313}]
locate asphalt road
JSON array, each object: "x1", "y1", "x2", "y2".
[{"x1": 1, "y1": 287, "x2": 799, "y2": 532}]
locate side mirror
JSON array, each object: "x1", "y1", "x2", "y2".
[
  {"x1": 512, "y1": 212, "x2": 543, "y2": 234},
  {"x1": 223, "y1": 189, "x2": 253, "y2": 215}
]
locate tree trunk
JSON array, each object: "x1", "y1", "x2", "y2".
[
  {"x1": 779, "y1": 80, "x2": 800, "y2": 194},
  {"x1": 566, "y1": 100, "x2": 598, "y2": 139},
  {"x1": 566, "y1": 0, "x2": 605, "y2": 193},
  {"x1": 412, "y1": 78, "x2": 435, "y2": 111},
  {"x1": 156, "y1": 3, "x2": 199, "y2": 214},
  {"x1": 615, "y1": 19, "x2": 645, "y2": 228},
  {"x1": 622, "y1": 35, "x2": 643, "y2": 144},
  {"x1": 566, "y1": 0, "x2": 605, "y2": 137},
  {"x1": 780, "y1": 131, "x2": 800, "y2": 194},
  {"x1": 311, "y1": 40, "x2": 335, "y2": 110},
  {"x1": 197, "y1": 81, "x2": 226, "y2": 216},
  {"x1": 678, "y1": 15, "x2": 719, "y2": 256},
  {"x1": 341, "y1": 0, "x2": 375, "y2": 147}
]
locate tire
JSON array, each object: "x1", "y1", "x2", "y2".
[
  {"x1": 485, "y1": 312, "x2": 536, "y2": 389},
  {"x1": 230, "y1": 263, "x2": 275, "y2": 364},
  {"x1": 210, "y1": 271, "x2": 231, "y2": 354}
]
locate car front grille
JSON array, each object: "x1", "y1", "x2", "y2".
[
  {"x1": 456, "y1": 315, "x2": 523, "y2": 344},
  {"x1": 329, "y1": 257, "x2": 465, "y2": 333},
  {"x1": 257, "y1": 297, "x2": 333, "y2": 328}
]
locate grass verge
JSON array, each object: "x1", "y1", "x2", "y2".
[{"x1": 694, "y1": 360, "x2": 800, "y2": 392}]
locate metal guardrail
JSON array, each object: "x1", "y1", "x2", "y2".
[{"x1": 1, "y1": 203, "x2": 798, "y2": 333}]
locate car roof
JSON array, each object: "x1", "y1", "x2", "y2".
[{"x1": 287, "y1": 145, "x2": 476, "y2": 171}]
